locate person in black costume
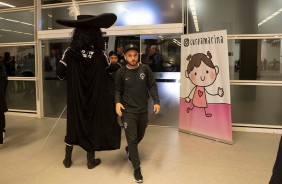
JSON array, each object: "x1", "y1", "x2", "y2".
[
  {"x1": 115, "y1": 44, "x2": 160, "y2": 183},
  {"x1": 269, "y1": 136, "x2": 282, "y2": 184},
  {"x1": 0, "y1": 61, "x2": 8, "y2": 145},
  {"x1": 55, "y1": 13, "x2": 121, "y2": 169}
]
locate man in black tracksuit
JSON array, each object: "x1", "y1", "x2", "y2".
[{"x1": 115, "y1": 44, "x2": 160, "y2": 183}]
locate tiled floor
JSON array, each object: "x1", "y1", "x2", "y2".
[{"x1": 0, "y1": 115, "x2": 280, "y2": 184}]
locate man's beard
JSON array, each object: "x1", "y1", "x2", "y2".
[{"x1": 128, "y1": 60, "x2": 138, "y2": 66}]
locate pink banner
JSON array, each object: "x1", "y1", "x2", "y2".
[{"x1": 179, "y1": 30, "x2": 232, "y2": 143}]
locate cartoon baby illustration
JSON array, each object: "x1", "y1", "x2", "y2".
[{"x1": 184, "y1": 51, "x2": 224, "y2": 117}]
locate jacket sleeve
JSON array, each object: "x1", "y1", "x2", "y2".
[
  {"x1": 114, "y1": 68, "x2": 123, "y2": 104},
  {"x1": 146, "y1": 65, "x2": 160, "y2": 105}
]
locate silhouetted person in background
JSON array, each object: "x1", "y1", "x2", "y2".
[
  {"x1": 44, "y1": 48, "x2": 60, "y2": 72},
  {"x1": 109, "y1": 50, "x2": 118, "y2": 64},
  {"x1": 1, "y1": 52, "x2": 10, "y2": 95},
  {"x1": 2, "y1": 52, "x2": 15, "y2": 76},
  {"x1": 117, "y1": 46, "x2": 126, "y2": 66},
  {"x1": 147, "y1": 45, "x2": 164, "y2": 72},
  {"x1": 108, "y1": 50, "x2": 121, "y2": 81}
]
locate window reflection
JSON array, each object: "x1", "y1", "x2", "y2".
[
  {"x1": 0, "y1": 11, "x2": 34, "y2": 42},
  {"x1": 231, "y1": 85, "x2": 282, "y2": 126},
  {"x1": 6, "y1": 81, "x2": 36, "y2": 111},
  {"x1": 141, "y1": 35, "x2": 181, "y2": 72},
  {"x1": 41, "y1": 0, "x2": 182, "y2": 30},
  {"x1": 108, "y1": 35, "x2": 181, "y2": 72},
  {"x1": 187, "y1": 0, "x2": 282, "y2": 34},
  {"x1": 228, "y1": 39, "x2": 282, "y2": 81},
  {"x1": 42, "y1": 40, "x2": 72, "y2": 118},
  {"x1": 0, "y1": 46, "x2": 35, "y2": 77},
  {"x1": 0, "y1": 1, "x2": 33, "y2": 9}
]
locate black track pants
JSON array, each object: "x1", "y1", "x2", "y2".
[{"x1": 122, "y1": 112, "x2": 148, "y2": 169}]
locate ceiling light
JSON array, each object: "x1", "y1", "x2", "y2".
[
  {"x1": 0, "y1": 29, "x2": 33, "y2": 36},
  {"x1": 5, "y1": 19, "x2": 19, "y2": 23},
  {"x1": 0, "y1": 17, "x2": 34, "y2": 26},
  {"x1": 189, "y1": 0, "x2": 199, "y2": 32},
  {"x1": 0, "y1": 2, "x2": 15, "y2": 8},
  {"x1": 258, "y1": 8, "x2": 282, "y2": 27}
]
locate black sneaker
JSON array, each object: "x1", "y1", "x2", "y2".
[
  {"x1": 125, "y1": 146, "x2": 131, "y2": 162},
  {"x1": 134, "y1": 168, "x2": 143, "y2": 183},
  {"x1": 0, "y1": 132, "x2": 4, "y2": 146},
  {"x1": 87, "y1": 158, "x2": 101, "y2": 169}
]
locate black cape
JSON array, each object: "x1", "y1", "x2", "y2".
[
  {"x1": 56, "y1": 48, "x2": 121, "y2": 152},
  {"x1": 0, "y1": 63, "x2": 8, "y2": 113},
  {"x1": 269, "y1": 136, "x2": 282, "y2": 184}
]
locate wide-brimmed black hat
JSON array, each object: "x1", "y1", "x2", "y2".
[{"x1": 56, "y1": 13, "x2": 117, "y2": 28}]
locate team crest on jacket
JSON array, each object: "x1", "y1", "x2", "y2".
[
  {"x1": 140, "y1": 73, "x2": 145, "y2": 80},
  {"x1": 81, "y1": 50, "x2": 94, "y2": 59},
  {"x1": 124, "y1": 122, "x2": 127, "y2": 129}
]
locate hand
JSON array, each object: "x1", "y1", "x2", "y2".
[
  {"x1": 116, "y1": 103, "x2": 125, "y2": 116},
  {"x1": 153, "y1": 104, "x2": 160, "y2": 114},
  {"x1": 185, "y1": 97, "x2": 191, "y2": 103},
  {"x1": 218, "y1": 87, "x2": 224, "y2": 97}
]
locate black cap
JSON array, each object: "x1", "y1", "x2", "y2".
[
  {"x1": 109, "y1": 51, "x2": 117, "y2": 57},
  {"x1": 124, "y1": 44, "x2": 139, "y2": 54}
]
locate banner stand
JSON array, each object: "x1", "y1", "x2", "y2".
[
  {"x1": 179, "y1": 129, "x2": 233, "y2": 145},
  {"x1": 179, "y1": 30, "x2": 233, "y2": 144}
]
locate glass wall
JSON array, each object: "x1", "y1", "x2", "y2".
[
  {"x1": 6, "y1": 80, "x2": 36, "y2": 111},
  {"x1": 0, "y1": 11, "x2": 34, "y2": 43},
  {"x1": 0, "y1": 45, "x2": 36, "y2": 112},
  {"x1": 140, "y1": 35, "x2": 181, "y2": 72},
  {"x1": 231, "y1": 85, "x2": 282, "y2": 126},
  {"x1": 228, "y1": 38, "x2": 282, "y2": 81},
  {"x1": 41, "y1": 0, "x2": 182, "y2": 30},
  {"x1": 0, "y1": 46, "x2": 35, "y2": 77},
  {"x1": 188, "y1": 0, "x2": 282, "y2": 34},
  {"x1": 42, "y1": 40, "x2": 69, "y2": 118},
  {"x1": 0, "y1": 2, "x2": 36, "y2": 114},
  {"x1": 140, "y1": 34, "x2": 181, "y2": 126},
  {"x1": 0, "y1": 1, "x2": 34, "y2": 9}
]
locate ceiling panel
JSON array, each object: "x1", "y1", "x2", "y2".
[{"x1": 0, "y1": 0, "x2": 34, "y2": 8}]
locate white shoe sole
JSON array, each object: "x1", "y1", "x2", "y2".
[{"x1": 134, "y1": 179, "x2": 143, "y2": 183}]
